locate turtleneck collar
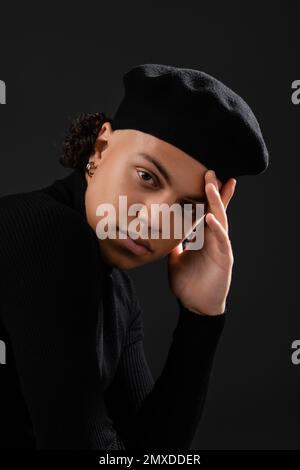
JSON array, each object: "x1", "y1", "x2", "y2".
[
  {"x1": 41, "y1": 168, "x2": 88, "y2": 221},
  {"x1": 40, "y1": 168, "x2": 113, "y2": 276}
]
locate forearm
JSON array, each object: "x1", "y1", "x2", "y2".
[{"x1": 106, "y1": 300, "x2": 226, "y2": 451}]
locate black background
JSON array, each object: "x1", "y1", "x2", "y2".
[{"x1": 0, "y1": 1, "x2": 299, "y2": 449}]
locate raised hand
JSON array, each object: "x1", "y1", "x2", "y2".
[{"x1": 168, "y1": 169, "x2": 237, "y2": 316}]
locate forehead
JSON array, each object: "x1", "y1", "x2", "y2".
[
  {"x1": 113, "y1": 128, "x2": 223, "y2": 190},
  {"x1": 128, "y1": 129, "x2": 207, "y2": 172}
]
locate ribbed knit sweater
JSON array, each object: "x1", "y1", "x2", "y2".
[{"x1": 0, "y1": 169, "x2": 226, "y2": 450}]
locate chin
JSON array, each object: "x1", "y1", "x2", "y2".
[{"x1": 98, "y1": 241, "x2": 153, "y2": 271}]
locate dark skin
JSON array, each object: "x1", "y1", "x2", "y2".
[{"x1": 84, "y1": 122, "x2": 237, "y2": 316}]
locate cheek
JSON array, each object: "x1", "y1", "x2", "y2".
[
  {"x1": 85, "y1": 190, "x2": 100, "y2": 232},
  {"x1": 151, "y1": 234, "x2": 183, "y2": 254}
]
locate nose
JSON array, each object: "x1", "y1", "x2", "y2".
[{"x1": 138, "y1": 193, "x2": 181, "y2": 238}]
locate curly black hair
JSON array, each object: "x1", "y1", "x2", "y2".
[{"x1": 59, "y1": 112, "x2": 114, "y2": 171}]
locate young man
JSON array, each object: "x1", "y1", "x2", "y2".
[{"x1": 0, "y1": 63, "x2": 269, "y2": 450}]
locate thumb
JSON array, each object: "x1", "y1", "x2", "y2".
[{"x1": 168, "y1": 241, "x2": 183, "y2": 264}]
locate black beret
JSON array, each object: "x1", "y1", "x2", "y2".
[{"x1": 112, "y1": 63, "x2": 269, "y2": 184}]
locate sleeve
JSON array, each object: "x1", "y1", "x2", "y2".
[
  {"x1": 0, "y1": 205, "x2": 113, "y2": 449},
  {"x1": 104, "y1": 280, "x2": 226, "y2": 451}
]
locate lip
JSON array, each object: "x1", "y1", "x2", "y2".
[{"x1": 117, "y1": 226, "x2": 153, "y2": 255}]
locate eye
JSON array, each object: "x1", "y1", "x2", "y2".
[{"x1": 137, "y1": 169, "x2": 158, "y2": 187}]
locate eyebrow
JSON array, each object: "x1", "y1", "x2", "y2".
[{"x1": 137, "y1": 152, "x2": 207, "y2": 203}]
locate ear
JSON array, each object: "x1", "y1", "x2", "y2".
[
  {"x1": 97, "y1": 121, "x2": 113, "y2": 139},
  {"x1": 94, "y1": 121, "x2": 113, "y2": 160}
]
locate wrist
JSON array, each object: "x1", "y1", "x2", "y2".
[{"x1": 181, "y1": 301, "x2": 226, "y2": 316}]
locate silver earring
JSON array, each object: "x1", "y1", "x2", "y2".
[{"x1": 85, "y1": 160, "x2": 97, "y2": 177}]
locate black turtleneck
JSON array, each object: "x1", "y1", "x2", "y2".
[{"x1": 0, "y1": 169, "x2": 226, "y2": 450}]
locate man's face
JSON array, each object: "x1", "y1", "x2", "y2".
[{"x1": 85, "y1": 122, "x2": 222, "y2": 270}]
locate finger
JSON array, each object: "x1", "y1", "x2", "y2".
[
  {"x1": 205, "y1": 170, "x2": 229, "y2": 214},
  {"x1": 173, "y1": 241, "x2": 183, "y2": 256},
  {"x1": 205, "y1": 170, "x2": 220, "y2": 191},
  {"x1": 206, "y1": 170, "x2": 235, "y2": 210},
  {"x1": 205, "y1": 212, "x2": 231, "y2": 255},
  {"x1": 205, "y1": 182, "x2": 228, "y2": 232},
  {"x1": 168, "y1": 241, "x2": 183, "y2": 264},
  {"x1": 220, "y1": 178, "x2": 237, "y2": 210}
]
